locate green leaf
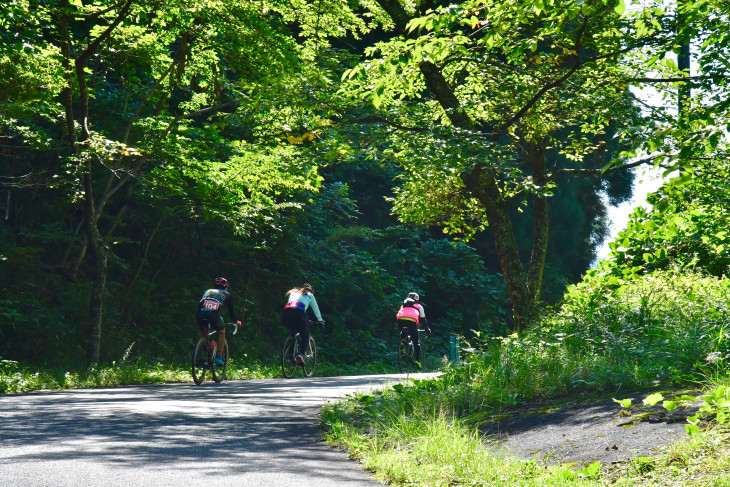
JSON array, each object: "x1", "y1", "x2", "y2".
[
  {"x1": 643, "y1": 393, "x2": 664, "y2": 406},
  {"x1": 675, "y1": 395, "x2": 697, "y2": 402},
  {"x1": 686, "y1": 423, "x2": 700, "y2": 436},
  {"x1": 579, "y1": 461, "x2": 601, "y2": 477},
  {"x1": 613, "y1": 398, "x2": 632, "y2": 408},
  {"x1": 663, "y1": 400, "x2": 678, "y2": 411},
  {"x1": 614, "y1": 0, "x2": 626, "y2": 14}
]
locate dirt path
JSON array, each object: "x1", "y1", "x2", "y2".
[{"x1": 481, "y1": 391, "x2": 701, "y2": 467}]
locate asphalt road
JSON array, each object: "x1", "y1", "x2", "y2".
[
  {"x1": 482, "y1": 391, "x2": 700, "y2": 467},
  {"x1": 0, "y1": 373, "x2": 431, "y2": 487}
]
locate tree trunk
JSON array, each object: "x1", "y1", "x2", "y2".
[
  {"x1": 82, "y1": 171, "x2": 108, "y2": 367},
  {"x1": 461, "y1": 166, "x2": 538, "y2": 332},
  {"x1": 677, "y1": 0, "x2": 691, "y2": 117},
  {"x1": 57, "y1": 0, "x2": 134, "y2": 366},
  {"x1": 525, "y1": 141, "x2": 549, "y2": 304}
]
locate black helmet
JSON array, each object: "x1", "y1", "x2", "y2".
[
  {"x1": 214, "y1": 277, "x2": 229, "y2": 290},
  {"x1": 302, "y1": 283, "x2": 313, "y2": 292}
]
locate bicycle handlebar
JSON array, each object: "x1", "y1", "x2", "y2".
[{"x1": 208, "y1": 322, "x2": 238, "y2": 335}]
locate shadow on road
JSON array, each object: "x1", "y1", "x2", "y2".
[{"x1": 0, "y1": 374, "x2": 429, "y2": 485}]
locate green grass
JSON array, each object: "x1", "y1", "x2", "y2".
[
  {"x1": 324, "y1": 408, "x2": 600, "y2": 486},
  {"x1": 0, "y1": 355, "x2": 401, "y2": 394},
  {"x1": 603, "y1": 423, "x2": 730, "y2": 486},
  {"x1": 0, "y1": 357, "x2": 283, "y2": 393}
]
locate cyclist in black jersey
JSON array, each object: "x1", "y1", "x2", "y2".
[{"x1": 196, "y1": 277, "x2": 241, "y2": 365}]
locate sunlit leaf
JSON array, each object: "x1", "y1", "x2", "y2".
[{"x1": 643, "y1": 393, "x2": 664, "y2": 406}]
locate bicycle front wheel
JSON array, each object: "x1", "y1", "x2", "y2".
[
  {"x1": 192, "y1": 338, "x2": 207, "y2": 385},
  {"x1": 212, "y1": 341, "x2": 228, "y2": 383},
  {"x1": 302, "y1": 336, "x2": 317, "y2": 377},
  {"x1": 398, "y1": 339, "x2": 411, "y2": 374},
  {"x1": 281, "y1": 336, "x2": 298, "y2": 378}
]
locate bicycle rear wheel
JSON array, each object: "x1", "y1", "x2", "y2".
[
  {"x1": 212, "y1": 341, "x2": 228, "y2": 383},
  {"x1": 398, "y1": 339, "x2": 411, "y2": 374},
  {"x1": 281, "y1": 336, "x2": 298, "y2": 378},
  {"x1": 302, "y1": 336, "x2": 317, "y2": 377},
  {"x1": 192, "y1": 338, "x2": 207, "y2": 385}
]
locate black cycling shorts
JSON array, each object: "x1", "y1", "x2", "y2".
[{"x1": 197, "y1": 308, "x2": 224, "y2": 332}]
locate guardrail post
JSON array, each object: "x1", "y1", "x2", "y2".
[{"x1": 449, "y1": 335, "x2": 459, "y2": 363}]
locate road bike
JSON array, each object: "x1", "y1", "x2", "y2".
[
  {"x1": 281, "y1": 321, "x2": 320, "y2": 378},
  {"x1": 398, "y1": 326, "x2": 426, "y2": 374},
  {"x1": 192, "y1": 321, "x2": 238, "y2": 385}
]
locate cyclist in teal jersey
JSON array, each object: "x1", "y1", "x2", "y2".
[{"x1": 280, "y1": 283, "x2": 324, "y2": 365}]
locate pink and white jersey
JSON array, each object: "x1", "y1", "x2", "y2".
[
  {"x1": 284, "y1": 292, "x2": 323, "y2": 321},
  {"x1": 396, "y1": 302, "x2": 424, "y2": 324}
]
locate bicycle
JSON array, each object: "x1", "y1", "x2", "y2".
[
  {"x1": 192, "y1": 321, "x2": 238, "y2": 385},
  {"x1": 398, "y1": 326, "x2": 426, "y2": 374},
  {"x1": 281, "y1": 321, "x2": 321, "y2": 378}
]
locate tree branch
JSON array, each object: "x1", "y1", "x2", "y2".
[
  {"x1": 631, "y1": 75, "x2": 718, "y2": 83},
  {"x1": 71, "y1": 1, "x2": 127, "y2": 20},
  {"x1": 76, "y1": 0, "x2": 134, "y2": 64},
  {"x1": 548, "y1": 155, "x2": 665, "y2": 182}
]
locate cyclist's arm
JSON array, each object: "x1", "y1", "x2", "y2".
[
  {"x1": 308, "y1": 294, "x2": 324, "y2": 322},
  {"x1": 419, "y1": 306, "x2": 431, "y2": 334},
  {"x1": 225, "y1": 292, "x2": 239, "y2": 323}
]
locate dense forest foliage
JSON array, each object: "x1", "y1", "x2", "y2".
[{"x1": 1, "y1": 0, "x2": 728, "y2": 372}]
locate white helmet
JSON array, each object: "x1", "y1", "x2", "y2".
[{"x1": 407, "y1": 292, "x2": 419, "y2": 301}]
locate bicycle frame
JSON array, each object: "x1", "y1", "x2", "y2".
[
  {"x1": 281, "y1": 321, "x2": 319, "y2": 378},
  {"x1": 192, "y1": 321, "x2": 238, "y2": 384},
  {"x1": 398, "y1": 327, "x2": 426, "y2": 374}
]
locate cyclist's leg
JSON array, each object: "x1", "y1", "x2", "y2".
[
  {"x1": 196, "y1": 309, "x2": 210, "y2": 338},
  {"x1": 297, "y1": 314, "x2": 310, "y2": 360},
  {"x1": 195, "y1": 312, "x2": 211, "y2": 362},
  {"x1": 398, "y1": 320, "x2": 409, "y2": 341},
  {"x1": 281, "y1": 309, "x2": 299, "y2": 361},
  {"x1": 213, "y1": 316, "x2": 226, "y2": 364},
  {"x1": 409, "y1": 322, "x2": 421, "y2": 364}
]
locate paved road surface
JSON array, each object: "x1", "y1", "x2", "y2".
[{"x1": 0, "y1": 373, "x2": 431, "y2": 487}]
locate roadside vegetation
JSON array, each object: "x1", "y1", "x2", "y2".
[
  {"x1": 0, "y1": 357, "x2": 401, "y2": 394},
  {"x1": 0, "y1": 358, "x2": 276, "y2": 393},
  {"x1": 322, "y1": 268, "x2": 730, "y2": 485}
]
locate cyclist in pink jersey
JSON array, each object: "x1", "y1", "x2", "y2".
[{"x1": 396, "y1": 292, "x2": 431, "y2": 367}]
